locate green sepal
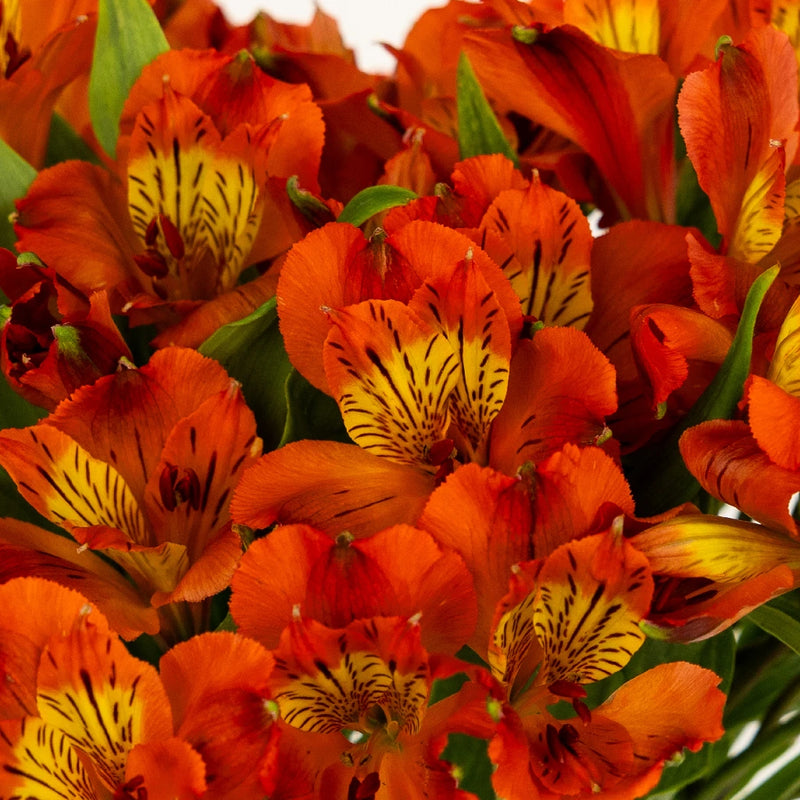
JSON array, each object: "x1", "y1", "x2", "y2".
[
  {"x1": 627, "y1": 264, "x2": 779, "y2": 515},
  {"x1": 337, "y1": 185, "x2": 418, "y2": 227},
  {"x1": 456, "y1": 52, "x2": 518, "y2": 167},
  {"x1": 440, "y1": 733, "x2": 495, "y2": 800},
  {"x1": 198, "y1": 298, "x2": 293, "y2": 452},
  {"x1": 286, "y1": 175, "x2": 336, "y2": 228},
  {"x1": 0, "y1": 139, "x2": 36, "y2": 251},
  {"x1": 89, "y1": 0, "x2": 169, "y2": 158},
  {"x1": 278, "y1": 368, "x2": 349, "y2": 448}
]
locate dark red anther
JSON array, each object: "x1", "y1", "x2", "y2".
[
  {"x1": 114, "y1": 774, "x2": 148, "y2": 800},
  {"x1": 559, "y1": 723, "x2": 580, "y2": 747},
  {"x1": 159, "y1": 213, "x2": 185, "y2": 260},
  {"x1": 545, "y1": 723, "x2": 565, "y2": 764},
  {"x1": 548, "y1": 680, "x2": 587, "y2": 699},
  {"x1": 347, "y1": 772, "x2": 381, "y2": 800},
  {"x1": 428, "y1": 438, "x2": 455, "y2": 466},
  {"x1": 144, "y1": 217, "x2": 159, "y2": 247},
  {"x1": 159, "y1": 463, "x2": 201, "y2": 511},
  {"x1": 134, "y1": 250, "x2": 169, "y2": 279},
  {"x1": 573, "y1": 697, "x2": 592, "y2": 725}
]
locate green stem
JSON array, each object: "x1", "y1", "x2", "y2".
[{"x1": 758, "y1": 677, "x2": 800, "y2": 734}]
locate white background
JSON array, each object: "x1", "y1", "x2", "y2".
[{"x1": 216, "y1": 0, "x2": 443, "y2": 73}]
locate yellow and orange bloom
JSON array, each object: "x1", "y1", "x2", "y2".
[{"x1": 0, "y1": 347, "x2": 261, "y2": 642}]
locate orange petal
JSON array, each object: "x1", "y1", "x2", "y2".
[
  {"x1": 0, "y1": 577, "x2": 109, "y2": 719},
  {"x1": 14, "y1": 161, "x2": 142, "y2": 301},
  {"x1": 596, "y1": 662, "x2": 725, "y2": 780},
  {"x1": 231, "y1": 523, "x2": 476, "y2": 654},
  {"x1": 230, "y1": 439, "x2": 436, "y2": 537},
  {"x1": 533, "y1": 529, "x2": 653, "y2": 685},
  {"x1": 0, "y1": 520, "x2": 158, "y2": 639},
  {"x1": 418, "y1": 463, "x2": 533, "y2": 654},
  {"x1": 37, "y1": 621, "x2": 172, "y2": 790},
  {"x1": 142, "y1": 383, "x2": 260, "y2": 557},
  {"x1": 749, "y1": 375, "x2": 800, "y2": 472},
  {"x1": 323, "y1": 299, "x2": 459, "y2": 467},
  {"x1": 479, "y1": 173, "x2": 593, "y2": 327},
  {"x1": 409, "y1": 253, "x2": 512, "y2": 459},
  {"x1": 0, "y1": 425, "x2": 150, "y2": 544},
  {"x1": 532, "y1": 443, "x2": 635, "y2": 558},
  {"x1": 489, "y1": 328, "x2": 617, "y2": 474},
  {"x1": 125, "y1": 739, "x2": 207, "y2": 800},
  {"x1": 678, "y1": 26, "x2": 797, "y2": 259},
  {"x1": 159, "y1": 632, "x2": 277, "y2": 800},
  {"x1": 48, "y1": 347, "x2": 232, "y2": 498},
  {"x1": 465, "y1": 25, "x2": 677, "y2": 221},
  {"x1": 271, "y1": 614, "x2": 429, "y2": 738},
  {"x1": 681, "y1": 419, "x2": 800, "y2": 533}
]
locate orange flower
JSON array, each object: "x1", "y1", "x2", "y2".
[
  {"x1": 0, "y1": 347, "x2": 261, "y2": 642},
  {"x1": 13, "y1": 48, "x2": 324, "y2": 348},
  {"x1": 268, "y1": 612, "x2": 493, "y2": 799}
]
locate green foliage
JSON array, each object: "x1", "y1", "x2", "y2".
[
  {"x1": 441, "y1": 734, "x2": 495, "y2": 799},
  {"x1": 337, "y1": 185, "x2": 418, "y2": 227},
  {"x1": 627, "y1": 264, "x2": 779, "y2": 515},
  {"x1": 198, "y1": 298, "x2": 293, "y2": 452},
  {"x1": 748, "y1": 593, "x2": 800, "y2": 656},
  {"x1": 456, "y1": 52, "x2": 519, "y2": 166},
  {"x1": 0, "y1": 139, "x2": 36, "y2": 251},
  {"x1": 45, "y1": 113, "x2": 102, "y2": 167},
  {"x1": 278, "y1": 369, "x2": 349, "y2": 447},
  {"x1": 89, "y1": 0, "x2": 168, "y2": 158}
]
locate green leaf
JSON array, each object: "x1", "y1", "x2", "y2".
[
  {"x1": 278, "y1": 369, "x2": 349, "y2": 447},
  {"x1": 456, "y1": 52, "x2": 518, "y2": 167},
  {"x1": 440, "y1": 733, "x2": 496, "y2": 800},
  {"x1": 748, "y1": 604, "x2": 800, "y2": 656},
  {"x1": 742, "y1": 755, "x2": 800, "y2": 800},
  {"x1": 627, "y1": 264, "x2": 779, "y2": 515},
  {"x1": 0, "y1": 139, "x2": 36, "y2": 250},
  {"x1": 45, "y1": 113, "x2": 102, "y2": 168},
  {"x1": 337, "y1": 185, "x2": 418, "y2": 227},
  {"x1": 286, "y1": 175, "x2": 335, "y2": 227},
  {"x1": 198, "y1": 298, "x2": 294, "y2": 451},
  {"x1": 89, "y1": 0, "x2": 169, "y2": 158}
]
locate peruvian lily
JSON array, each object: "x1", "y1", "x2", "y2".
[
  {"x1": 630, "y1": 292, "x2": 800, "y2": 640},
  {"x1": 0, "y1": 346, "x2": 262, "y2": 643},
  {"x1": 267, "y1": 611, "x2": 493, "y2": 800},
  {"x1": 13, "y1": 48, "x2": 325, "y2": 348},
  {"x1": 0, "y1": 577, "x2": 207, "y2": 799},
  {"x1": 232, "y1": 218, "x2": 615, "y2": 536},
  {"x1": 0, "y1": 248, "x2": 131, "y2": 411},
  {"x1": 481, "y1": 528, "x2": 726, "y2": 799}
]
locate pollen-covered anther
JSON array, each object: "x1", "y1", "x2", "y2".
[{"x1": 158, "y1": 463, "x2": 202, "y2": 511}]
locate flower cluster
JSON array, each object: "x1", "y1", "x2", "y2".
[{"x1": 2, "y1": 1, "x2": 800, "y2": 799}]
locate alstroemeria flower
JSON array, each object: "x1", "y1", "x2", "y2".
[
  {"x1": 0, "y1": 249, "x2": 131, "y2": 411},
  {"x1": 268, "y1": 612, "x2": 493, "y2": 799},
  {"x1": 13, "y1": 48, "x2": 324, "y2": 348},
  {"x1": 0, "y1": 347, "x2": 262, "y2": 642},
  {"x1": 0, "y1": 578, "x2": 207, "y2": 799},
  {"x1": 230, "y1": 523, "x2": 477, "y2": 654},
  {"x1": 0, "y1": 1, "x2": 96, "y2": 167},
  {"x1": 473, "y1": 528, "x2": 725, "y2": 799}
]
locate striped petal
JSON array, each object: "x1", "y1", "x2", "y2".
[
  {"x1": 36, "y1": 622, "x2": 172, "y2": 791},
  {"x1": 0, "y1": 717, "x2": 101, "y2": 800},
  {"x1": 271, "y1": 615, "x2": 429, "y2": 740},
  {"x1": 478, "y1": 173, "x2": 593, "y2": 328},
  {"x1": 323, "y1": 299, "x2": 459, "y2": 467},
  {"x1": 563, "y1": 0, "x2": 660, "y2": 54},
  {"x1": 0, "y1": 425, "x2": 150, "y2": 545},
  {"x1": 128, "y1": 89, "x2": 263, "y2": 299},
  {"x1": 533, "y1": 529, "x2": 653, "y2": 685},
  {"x1": 409, "y1": 254, "x2": 511, "y2": 459}
]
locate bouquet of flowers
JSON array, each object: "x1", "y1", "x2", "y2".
[{"x1": 1, "y1": 1, "x2": 800, "y2": 798}]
